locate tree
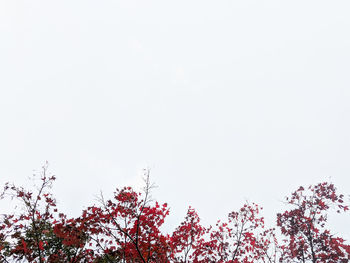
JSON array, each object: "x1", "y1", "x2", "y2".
[
  {"x1": 1, "y1": 165, "x2": 349, "y2": 262},
  {"x1": 80, "y1": 169, "x2": 171, "y2": 263},
  {"x1": 0, "y1": 163, "x2": 92, "y2": 262},
  {"x1": 192, "y1": 203, "x2": 279, "y2": 263},
  {"x1": 170, "y1": 207, "x2": 206, "y2": 262},
  {"x1": 277, "y1": 182, "x2": 350, "y2": 262}
]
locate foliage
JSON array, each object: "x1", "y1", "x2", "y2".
[
  {"x1": 277, "y1": 182, "x2": 350, "y2": 262},
  {"x1": 1, "y1": 165, "x2": 349, "y2": 262},
  {"x1": 0, "y1": 163, "x2": 91, "y2": 263}
]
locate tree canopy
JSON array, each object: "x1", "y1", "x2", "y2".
[{"x1": 1, "y1": 164, "x2": 349, "y2": 262}]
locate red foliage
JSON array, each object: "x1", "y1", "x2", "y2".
[
  {"x1": 277, "y1": 182, "x2": 350, "y2": 262},
  {"x1": 0, "y1": 165, "x2": 349, "y2": 262}
]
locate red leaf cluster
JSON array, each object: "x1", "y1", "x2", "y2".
[{"x1": 1, "y1": 166, "x2": 349, "y2": 262}]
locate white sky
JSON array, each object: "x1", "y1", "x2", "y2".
[{"x1": 1, "y1": 0, "x2": 350, "y2": 237}]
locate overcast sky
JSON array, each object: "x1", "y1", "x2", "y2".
[{"x1": 1, "y1": 0, "x2": 350, "y2": 237}]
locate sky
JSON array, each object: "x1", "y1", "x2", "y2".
[{"x1": 1, "y1": 0, "x2": 350, "y2": 237}]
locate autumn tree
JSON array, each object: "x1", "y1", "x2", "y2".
[
  {"x1": 1, "y1": 164, "x2": 349, "y2": 263},
  {"x1": 277, "y1": 182, "x2": 350, "y2": 263},
  {"x1": 0, "y1": 163, "x2": 91, "y2": 262},
  {"x1": 170, "y1": 207, "x2": 206, "y2": 262},
  {"x1": 80, "y1": 169, "x2": 171, "y2": 263},
  {"x1": 192, "y1": 203, "x2": 279, "y2": 263}
]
